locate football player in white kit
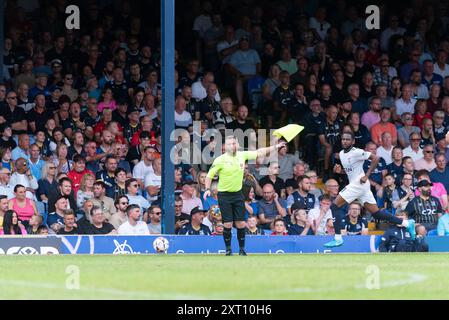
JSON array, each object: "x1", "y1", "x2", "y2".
[{"x1": 324, "y1": 131, "x2": 416, "y2": 247}]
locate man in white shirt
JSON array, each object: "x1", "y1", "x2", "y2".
[
  {"x1": 434, "y1": 50, "x2": 449, "y2": 78},
  {"x1": 376, "y1": 132, "x2": 394, "y2": 165},
  {"x1": 145, "y1": 158, "x2": 161, "y2": 204},
  {"x1": 125, "y1": 178, "x2": 150, "y2": 214},
  {"x1": 132, "y1": 145, "x2": 156, "y2": 189},
  {"x1": 174, "y1": 96, "x2": 193, "y2": 130},
  {"x1": 191, "y1": 72, "x2": 221, "y2": 102},
  {"x1": 0, "y1": 168, "x2": 15, "y2": 199},
  {"x1": 403, "y1": 132, "x2": 424, "y2": 162},
  {"x1": 118, "y1": 204, "x2": 150, "y2": 235},
  {"x1": 309, "y1": 7, "x2": 331, "y2": 41},
  {"x1": 393, "y1": 84, "x2": 416, "y2": 120},
  {"x1": 9, "y1": 158, "x2": 38, "y2": 200}
]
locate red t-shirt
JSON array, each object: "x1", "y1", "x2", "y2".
[{"x1": 67, "y1": 169, "x2": 94, "y2": 195}]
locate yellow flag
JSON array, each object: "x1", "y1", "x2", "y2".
[{"x1": 272, "y1": 124, "x2": 304, "y2": 142}]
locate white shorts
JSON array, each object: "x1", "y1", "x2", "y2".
[{"x1": 339, "y1": 181, "x2": 376, "y2": 205}]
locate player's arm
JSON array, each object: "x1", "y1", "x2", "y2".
[
  {"x1": 361, "y1": 153, "x2": 379, "y2": 184},
  {"x1": 204, "y1": 160, "x2": 220, "y2": 199}
]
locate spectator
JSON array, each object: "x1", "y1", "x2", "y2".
[
  {"x1": 47, "y1": 195, "x2": 69, "y2": 233},
  {"x1": 0, "y1": 124, "x2": 16, "y2": 151},
  {"x1": 174, "y1": 196, "x2": 190, "y2": 233},
  {"x1": 180, "y1": 179, "x2": 203, "y2": 216},
  {"x1": 178, "y1": 206, "x2": 211, "y2": 235},
  {"x1": 8, "y1": 184, "x2": 38, "y2": 228},
  {"x1": 402, "y1": 132, "x2": 423, "y2": 162},
  {"x1": 113, "y1": 168, "x2": 127, "y2": 201},
  {"x1": 90, "y1": 181, "x2": 116, "y2": 221},
  {"x1": 361, "y1": 97, "x2": 382, "y2": 131},
  {"x1": 95, "y1": 155, "x2": 119, "y2": 199},
  {"x1": 26, "y1": 214, "x2": 44, "y2": 235},
  {"x1": 415, "y1": 144, "x2": 437, "y2": 171},
  {"x1": 318, "y1": 105, "x2": 341, "y2": 178},
  {"x1": 259, "y1": 161, "x2": 285, "y2": 198},
  {"x1": 81, "y1": 205, "x2": 116, "y2": 235},
  {"x1": 125, "y1": 178, "x2": 150, "y2": 214},
  {"x1": 76, "y1": 173, "x2": 95, "y2": 210},
  {"x1": 0, "y1": 210, "x2": 27, "y2": 235},
  {"x1": 242, "y1": 185, "x2": 258, "y2": 221},
  {"x1": 387, "y1": 146, "x2": 405, "y2": 185},
  {"x1": 245, "y1": 215, "x2": 264, "y2": 235},
  {"x1": 405, "y1": 180, "x2": 442, "y2": 231},
  {"x1": 376, "y1": 132, "x2": 394, "y2": 165},
  {"x1": 57, "y1": 210, "x2": 79, "y2": 235},
  {"x1": 288, "y1": 208, "x2": 313, "y2": 236},
  {"x1": 0, "y1": 168, "x2": 14, "y2": 199},
  {"x1": 110, "y1": 195, "x2": 129, "y2": 230},
  {"x1": 286, "y1": 175, "x2": 316, "y2": 214},
  {"x1": 47, "y1": 177, "x2": 77, "y2": 213},
  {"x1": 437, "y1": 211, "x2": 449, "y2": 236},
  {"x1": 11, "y1": 134, "x2": 30, "y2": 161},
  {"x1": 413, "y1": 100, "x2": 432, "y2": 130},
  {"x1": 10, "y1": 158, "x2": 38, "y2": 200},
  {"x1": 434, "y1": 50, "x2": 449, "y2": 78},
  {"x1": 67, "y1": 155, "x2": 93, "y2": 195},
  {"x1": 377, "y1": 174, "x2": 397, "y2": 215},
  {"x1": 37, "y1": 161, "x2": 58, "y2": 203},
  {"x1": 409, "y1": 70, "x2": 429, "y2": 100},
  {"x1": 4, "y1": 91, "x2": 27, "y2": 135},
  {"x1": 147, "y1": 205, "x2": 162, "y2": 234},
  {"x1": 191, "y1": 72, "x2": 220, "y2": 102},
  {"x1": 397, "y1": 113, "x2": 420, "y2": 148},
  {"x1": 132, "y1": 145, "x2": 156, "y2": 188},
  {"x1": 363, "y1": 141, "x2": 387, "y2": 195},
  {"x1": 144, "y1": 157, "x2": 162, "y2": 205},
  {"x1": 415, "y1": 170, "x2": 448, "y2": 210},
  {"x1": 308, "y1": 194, "x2": 333, "y2": 235},
  {"x1": 392, "y1": 173, "x2": 415, "y2": 211},
  {"x1": 270, "y1": 218, "x2": 288, "y2": 235},
  {"x1": 118, "y1": 204, "x2": 150, "y2": 235},
  {"x1": 393, "y1": 84, "x2": 416, "y2": 122},
  {"x1": 370, "y1": 108, "x2": 397, "y2": 146},
  {"x1": 341, "y1": 202, "x2": 368, "y2": 235},
  {"x1": 348, "y1": 112, "x2": 371, "y2": 149},
  {"x1": 258, "y1": 183, "x2": 287, "y2": 230},
  {"x1": 430, "y1": 153, "x2": 449, "y2": 193}
]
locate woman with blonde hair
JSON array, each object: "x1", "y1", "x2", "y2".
[
  {"x1": 52, "y1": 143, "x2": 72, "y2": 174},
  {"x1": 77, "y1": 173, "x2": 95, "y2": 209}
]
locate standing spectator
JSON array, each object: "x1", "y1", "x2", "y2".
[
  {"x1": 147, "y1": 205, "x2": 162, "y2": 234},
  {"x1": 318, "y1": 105, "x2": 342, "y2": 178},
  {"x1": 178, "y1": 206, "x2": 211, "y2": 235},
  {"x1": 118, "y1": 204, "x2": 150, "y2": 235},
  {"x1": 109, "y1": 195, "x2": 129, "y2": 230}
]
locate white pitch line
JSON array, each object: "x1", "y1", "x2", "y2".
[{"x1": 0, "y1": 279, "x2": 208, "y2": 300}]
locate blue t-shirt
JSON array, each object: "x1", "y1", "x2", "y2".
[
  {"x1": 430, "y1": 167, "x2": 449, "y2": 195},
  {"x1": 228, "y1": 49, "x2": 261, "y2": 75},
  {"x1": 364, "y1": 157, "x2": 387, "y2": 185}
]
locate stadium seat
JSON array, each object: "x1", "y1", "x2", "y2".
[
  {"x1": 427, "y1": 229, "x2": 438, "y2": 236},
  {"x1": 247, "y1": 76, "x2": 266, "y2": 112}
]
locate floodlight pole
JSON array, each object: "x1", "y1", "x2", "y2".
[{"x1": 161, "y1": 0, "x2": 175, "y2": 234}]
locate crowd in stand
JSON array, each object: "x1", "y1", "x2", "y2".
[{"x1": 2, "y1": 0, "x2": 449, "y2": 242}]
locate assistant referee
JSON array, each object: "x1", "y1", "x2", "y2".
[{"x1": 204, "y1": 135, "x2": 286, "y2": 256}]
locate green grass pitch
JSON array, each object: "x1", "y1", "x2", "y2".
[{"x1": 1, "y1": 254, "x2": 448, "y2": 299}]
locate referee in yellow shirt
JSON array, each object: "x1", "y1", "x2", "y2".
[{"x1": 204, "y1": 135, "x2": 287, "y2": 256}]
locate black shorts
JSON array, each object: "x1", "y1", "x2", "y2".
[{"x1": 217, "y1": 191, "x2": 245, "y2": 223}]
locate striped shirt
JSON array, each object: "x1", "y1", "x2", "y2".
[{"x1": 404, "y1": 195, "x2": 442, "y2": 227}]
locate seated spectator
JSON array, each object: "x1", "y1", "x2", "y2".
[
  {"x1": 76, "y1": 173, "x2": 95, "y2": 210},
  {"x1": 125, "y1": 178, "x2": 150, "y2": 214},
  {"x1": 144, "y1": 157, "x2": 162, "y2": 205},
  {"x1": 178, "y1": 206, "x2": 211, "y2": 235},
  {"x1": 97, "y1": 87, "x2": 117, "y2": 112},
  {"x1": 47, "y1": 195, "x2": 69, "y2": 233},
  {"x1": 392, "y1": 173, "x2": 415, "y2": 211},
  {"x1": 47, "y1": 177, "x2": 77, "y2": 213},
  {"x1": 0, "y1": 124, "x2": 17, "y2": 151},
  {"x1": 341, "y1": 202, "x2": 369, "y2": 235},
  {"x1": 361, "y1": 96, "x2": 381, "y2": 130},
  {"x1": 113, "y1": 168, "x2": 127, "y2": 201},
  {"x1": 109, "y1": 195, "x2": 129, "y2": 230},
  {"x1": 379, "y1": 210, "x2": 428, "y2": 252},
  {"x1": 364, "y1": 141, "x2": 387, "y2": 195},
  {"x1": 0, "y1": 168, "x2": 14, "y2": 199},
  {"x1": 288, "y1": 208, "x2": 313, "y2": 235},
  {"x1": 376, "y1": 132, "x2": 394, "y2": 165},
  {"x1": 406, "y1": 180, "x2": 443, "y2": 231},
  {"x1": 437, "y1": 211, "x2": 449, "y2": 236},
  {"x1": 245, "y1": 215, "x2": 265, "y2": 235},
  {"x1": 52, "y1": 143, "x2": 72, "y2": 174},
  {"x1": 180, "y1": 179, "x2": 203, "y2": 215},
  {"x1": 270, "y1": 218, "x2": 288, "y2": 235},
  {"x1": 67, "y1": 155, "x2": 94, "y2": 195},
  {"x1": 211, "y1": 222, "x2": 224, "y2": 236},
  {"x1": 9, "y1": 157, "x2": 38, "y2": 200},
  {"x1": 318, "y1": 105, "x2": 342, "y2": 178},
  {"x1": 386, "y1": 146, "x2": 404, "y2": 185},
  {"x1": 242, "y1": 185, "x2": 258, "y2": 221},
  {"x1": 57, "y1": 210, "x2": 79, "y2": 235},
  {"x1": 377, "y1": 174, "x2": 396, "y2": 215},
  {"x1": 370, "y1": 107, "x2": 397, "y2": 146},
  {"x1": 277, "y1": 140, "x2": 300, "y2": 182},
  {"x1": 174, "y1": 196, "x2": 190, "y2": 233},
  {"x1": 0, "y1": 195, "x2": 8, "y2": 230},
  {"x1": 28, "y1": 144, "x2": 45, "y2": 181},
  {"x1": 0, "y1": 210, "x2": 27, "y2": 235},
  {"x1": 308, "y1": 194, "x2": 333, "y2": 235},
  {"x1": 258, "y1": 184, "x2": 287, "y2": 230},
  {"x1": 90, "y1": 181, "x2": 117, "y2": 221},
  {"x1": 26, "y1": 214, "x2": 44, "y2": 235},
  {"x1": 430, "y1": 153, "x2": 449, "y2": 193},
  {"x1": 258, "y1": 161, "x2": 285, "y2": 198},
  {"x1": 147, "y1": 205, "x2": 162, "y2": 234},
  {"x1": 96, "y1": 155, "x2": 119, "y2": 199},
  {"x1": 420, "y1": 118, "x2": 435, "y2": 147},
  {"x1": 286, "y1": 175, "x2": 316, "y2": 214},
  {"x1": 415, "y1": 144, "x2": 437, "y2": 171},
  {"x1": 118, "y1": 204, "x2": 150, "y2": 235},
  {"x1": 402, "y1": 132, "x2": 423, "y2": 161},
  {"x1": 413, "y1": 99, "x2": 432, "y2": 129},
  {"x1": 81, "y1": 206, "x2": 116, "y2": 235},
  {"x1": 397, "y1": 113, "x2": 420, "y2": 148},
  {"x1": 8, "y1": 185, "x2": 38, "y2": 228}
]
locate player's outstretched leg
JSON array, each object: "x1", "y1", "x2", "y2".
[
  {"x1": 365, "y1": 204, "x2": 416, "y2": 240},
  {"x1": 324, "y1": 199, "x2": 346, "y2": 248}
]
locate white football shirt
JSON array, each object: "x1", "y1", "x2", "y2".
[{"x1": 339, "y1": 147, "x2": 371, "y2": 184}]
